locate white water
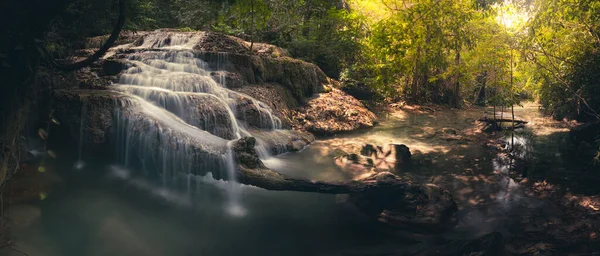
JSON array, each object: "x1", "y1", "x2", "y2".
[
  {"x1": 74, "y1": 101, "x2": 87, "y2": 170},
  {"x1": 99, "y1": 37, "x2": 284, "y2": 216}
]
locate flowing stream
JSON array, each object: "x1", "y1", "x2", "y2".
[
  {"x1": 7, "y1": 100, "x2": 589, "y2": 256},
  {"x1": 105, "y1": 39, "x2": 286, "y2": 216},
  {"x1": 5, "y1": 33, "x2": 592, "y2": 255}
]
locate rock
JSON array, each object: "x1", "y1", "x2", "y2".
[
  {"x1": 51, "y1": 89, "x2": 122, "y2": 157},
  {"x1": 336, "y1": 143, "x2": 412, "y2": 177},
  {"x1": 360, "y1": 143, "x2": 380, "y2": 157},
  {"x1": 336, "y1": 153, "x2": 375, "y2": 168},
  {"x1": 290, "y1": 140, "x2": 307, "y2": 152},
  {"x1": 233, "y1": 137, "x2": 262, "y2": 169},
  {"x1": 102, "y1": 59, "x2": 128, "y2": 76},
  {"x1": 210, "y1": 71, "x2": 245, "y2": 88},
  {"x1": 443, "y1": 128, "x2": 458, "y2": 135},
  {"x1": 251, "y1": 129, "x2": 315, "y2": 155},
  {"x1": 83, "y1": 30, "x2": 378, "y2": 136},
  {"x1": 235, "y1": 96, "x2": 279, "y2": 129},
  {"x1": 292, "y1": 88, "x2": 378, "y2": 135},
  {"x1": 380, "y1": 144, "x2": 411, "y2": 164},
  {"x1": 347, "y1": 173, "x2": 458, "y2": 232},
  {"x1": 76, "y1": 67, "x2": 113, "y2": 90},
  {"x1": 233, "y1": 83, "x2": 299, "y2": 129}
]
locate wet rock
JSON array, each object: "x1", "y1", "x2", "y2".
[
  {"x1": 381, "y1": 144, "x2": 411, "y2": 164},
  {"x1": 235, "y1": 96, "x2": 281, "y2": 129},
  {"x1": 289, "y1": 140, "x2": 306, "y2": 152},
  {"x1": 52, "y1": 89, "x2": 123, "y2": 156},
  {"x1": 336, "y1": 143, "x2": 412, "y2": 178},
  {"x1": 76, "y1": 67, "x2": 113, "y2": 90},
  {"x1": 336, "y1": 153, "x2": 375, "y2": 167},
  {"x1": 233, "y1": 137, "x2": 262, "y2": 169},
  {"x1": 347, "y1": 172, "x2": 458, "y2": 232},
  {"x1": 360, "y1": 143, "x2": 380, "y2": 157},
  {"x1": 85, "y1": 30, "x2": 374, "y2": 137},
  {"x1": 443, "y1": 128, "x2": 458, "y2": 135},
  {"x1": 251, "y1": 130, "x2": 315, "y2": 155},
  {"x1": 233, "y1": 83, "x2": 298, "y2": 129},
  {"x1": 123, "y1": 30, "x2": 327, "y2": 102},
  {"x1": 210, "y1": 71, "x2": 245, "y2": 88},
  {"x1": 102, "y1": 59, "x2": 128, "y2": 76}
]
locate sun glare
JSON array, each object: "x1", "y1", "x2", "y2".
[{"x1": 495, "y1": 1, "x2": 528, "y2": 31}]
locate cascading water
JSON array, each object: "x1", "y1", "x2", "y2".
[
  {"x1": 104, "y1": 33, "x2": 286, "y2": 216},
  {"x1": 74, "y1": 100, "x2": 87, "y2": 170}
]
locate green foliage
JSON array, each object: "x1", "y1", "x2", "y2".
[
  {"x1": 523, "y1": 0, "x2": 600, "y2": 121},
  {"x1": 39, "y1": 0, "x2": 600, "y2": 118}
]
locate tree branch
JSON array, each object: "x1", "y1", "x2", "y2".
[
  {"x1": 527, "y1": 44, "x2": 600, "y2": 120},
  {"x1": 56, "y1": 0, "x2": 126, "y2": 71}
]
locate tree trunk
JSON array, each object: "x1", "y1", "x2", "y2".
[
  {"x1": 476, "y1": 72, "x2": 487, "y2": 106},
  {"x1": 454, "y1": 44, "x2": 461, "y2": 108},
  {"x1": 510, "y1": 45, "x2": 515, "y2": 147},
  {"x1": 249, "y1": 0, "x2": 255, "y2": 53},
  {"x1": 411, "y1": 47, "x2": 422, "y2": 101}
]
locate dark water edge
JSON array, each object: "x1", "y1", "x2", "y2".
[
  {"x1": 4, "y1": 157, "x2": 412, "y2": 256},
  {"x1": 4, "y1": 103, "x2": 599, "y2": 256}
]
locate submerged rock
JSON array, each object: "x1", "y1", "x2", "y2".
[
  {"x1": 336, "y1": 143, "x2": 412, "y2": 177},
  {"x1": 232, "y1": 142, "x2": 458, "y2": 231},
  {"x1": 344, "y1": 172, "x2": 458, "y2": 232}
]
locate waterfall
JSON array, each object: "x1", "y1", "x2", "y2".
[
  {"x1": 109, "y1": 39, "x2": 285, "y2": 215},
  {"x1": 74, "y1": 100, "x2": 87, "y2": 170},
  {"x1": 224, "y1": 141, "x2": 246, "y2": 216}
]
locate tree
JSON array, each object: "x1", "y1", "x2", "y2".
[{"x1": 524, "y1": 0, "x2": 600, "y2": 121}]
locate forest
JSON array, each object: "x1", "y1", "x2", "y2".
[{"x1": 1, "y1": 0, "x2": 599, "y2": 255}]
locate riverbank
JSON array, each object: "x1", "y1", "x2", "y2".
[{"x1": 398, "y1": 102, "x2": 600, "y2": 254}]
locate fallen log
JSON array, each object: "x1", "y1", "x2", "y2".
[
  {"x1": 233, "y1": 137, "x2": 458, "y2": 232},
  {"x1": 478, "y1": 117, "x2": 528, "y2": 124}
]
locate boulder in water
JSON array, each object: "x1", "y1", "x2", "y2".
[
  {"x1": 233, "y1": 137, "x2": 263, "y2": 169},
  {"x1": 344, "y1": 172, "x2": 458, "y2": 232}
]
